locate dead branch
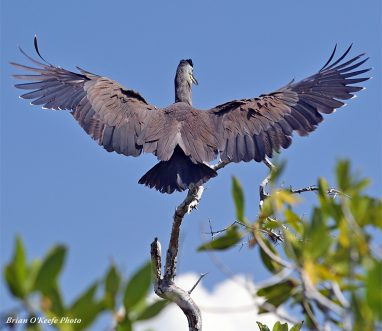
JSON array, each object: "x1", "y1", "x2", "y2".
[
  {"x1": 212, "y1": 159, "x2": 231, "y2": 171},
  {"x1": 288, "y1": 185, "x2": 349, "y2": 198},
  {"x1": 259, "y1": 158, "x2": 274, "y2": 209},
  {"x1": 151, "y1": 186, "x2": 204, "y2": 331}
]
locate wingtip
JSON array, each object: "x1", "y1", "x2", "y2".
[{"x1": 17, "y1": 45, "x2": 25, "y2": 54}]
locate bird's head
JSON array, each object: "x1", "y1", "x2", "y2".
[{"x1": 177, "y1": 59, "x2": 198, "y2": 86}]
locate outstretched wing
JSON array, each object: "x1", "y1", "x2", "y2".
[
  {"x1": 12, "y1": 37, "x2": 158, "y2": 157},
  {"x1": 208, "y1": 45, "x2": 371, "y2": 163}
]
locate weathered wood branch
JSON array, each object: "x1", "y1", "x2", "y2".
[
  {"x1": 151, "y1": 186, "x2": 204, "y2": 331},
  {"x1": 259, "y1": 157, "x2": 274, "y2": 209}
]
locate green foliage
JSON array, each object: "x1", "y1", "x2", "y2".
[
  {"x1": 259, "y1": 240, "x2": 283, "y2": 274},
  {"x1": 257, "y1": 280, "x2": 297, "y2": 314},
  {"x1": 135, "y1": 300, "x2": 168, "y2": 321},
  {"x1": 232, "y1": 176, "x2": 246, "y2": 223},
  {"x1": 366, "y1": 259, "x2": 382, "y2": 321},
  {"x1": 198, "y1": 225, "x2": 244, "y2": 251},
  {"x1": 3, "y1": 159, "x2": 381, "y2": 330},
  {"x1": 272, "y1": 322, "x2": 289, "y2": 331},
  {"x1": 202, "y1": 160, "x2": 382, "y2": 330},
  {"x1": 104, "y1": 264, "x2": 122, "y2": 310},
  {"x1": 256, "y1": 321, "x2": 303, "y2": 331},
  {"x1": 34, "y1": 245, "x2": 66, "y2": 293},
  {"x1": 4, "y1": 236, "x2": 28, "y2": 298},
  {"x1": 123, "y1": 261, "x2": 152, "y2": 311},
  {"x1": 256, "y1": 321, "x2": 271, "y2": 331},
  {"x1": 3, "y1": 240, "x2": 167, "y2": 330}
]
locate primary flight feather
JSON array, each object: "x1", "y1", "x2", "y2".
[{"x1": 12, "y1": 38, "x2": 370, "y2": 193}]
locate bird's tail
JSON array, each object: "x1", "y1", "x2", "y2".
[{"x1": 138, "y1": 147, "x2": 217, "y2": 194}]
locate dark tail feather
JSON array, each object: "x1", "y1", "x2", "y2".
[{"x1": 138, "y1": 147, "x2": 217, "y2": 194}]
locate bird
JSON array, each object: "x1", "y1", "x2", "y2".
[{"x1": 12, "y1": 37, "x2": 370, "y2": 194}]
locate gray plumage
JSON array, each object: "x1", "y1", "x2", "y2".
[{"x1": 12, "y1": 38, "x2": 370, "y2": 193}]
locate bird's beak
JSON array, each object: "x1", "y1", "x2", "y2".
[{"x1": 191, "y1": 72, "x2": 198, "y2": 85}]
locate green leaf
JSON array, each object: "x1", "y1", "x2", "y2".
[
  {"x1": 68, "y1": 282, "x2": 103, "y2": 330},
  {"x1": 104, "y1": 264, "x2": 121, "y2": 309},
  {"x1": 41, "y1": 286, "x2": 65, "y2": 317},
  {"x1": 123, "y1": 261, "x2": 152, "y2": 312},
  {"x1": 117, "y1": 314, "x2": 133, "y2": 331},
  {"x1": 256, "y1": 321, "x2": 271, "y2": 331},
  {"x1": 272, "y1": 321, "x2": 288, "y2": 331},
  {"x1": 336, "y1": 159, "x2": 369, "y2": 194},
  {"x1": 197, "y1": 225, "x2": 244, "y2": 251},
  {"x1": 366, "y1": 260, "x2": 382, "y2": 321},
  {"x1": 269, "y1": 160, "x2": 286, "y2": 184},
  {"x1": 135, "y1": 300, "x2": 168, "y2": 321},
  {"x1": 259, "y1": 241, "x2": 282, "y2": 274},
  {"x1": 284, "y1": 209, "x2": 302, "y2": 234},
  {"x1": 257, "y1": 280, "x2": 296, "y2": 313},
  {"x1": 26, "y1": 315, "x2": 43, "y2": 331},
  {"x1": 232, "y1": 176, "x2": 245, "y2": 222},
  {"x1": 34, "y1": 245, "x2": 66, "y2": 293},
  {"x1": 304, "y1": 208, "x2": 331, "y2": 260},
  {"x1": 25, "y1": 259, "x2": 42, "y2": 294},
  {"x1": 336, "y1": 160, "x2": 350, "y2": 192},
  {"x1": 290, "y1": 321, "x2": 304, "y2": 331},
  {"x1": 3, "y1": 236, "x2": 28, "y2": 298},
  {"x1": 14, "y1": 236, "x2": 27, "y2": 284}
]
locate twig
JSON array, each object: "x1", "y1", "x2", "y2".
[
  {"x1": 300, "y1": 270, "x2": 345, "y2": 317},
  {"x1": 203, "y1": 221, "x2": 236, "y2": 236},
  {"x1": 259, "y1": 301, "x2": 301, "y2": 325},
  {"x1": 212, "y1": 159, "x2": 231, "y2": 171},
  {"x1": 189, "y1": 273, "x2": 208, "y2": 294},
  {"x1": 151, "y1": 186, "x2": 205, "y2": 331},
  {"x1": 289, "y1": 185, "x2": 350, "y2": 198},
  {"x1": 253, "y1": 224, "x2": 294, "y2": 269},
  {"x1": 302, "y1": 298, "x2": 324, "y2": 331},
  {"x1": 331, "y1": 282, "x2": 350, "y2": 309}
]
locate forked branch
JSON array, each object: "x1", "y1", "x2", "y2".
[{"x1": 151, "y1": 186, "x2": 204, "y2": 331}]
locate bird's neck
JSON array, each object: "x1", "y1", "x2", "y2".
[{"x1": 175, "y1": 76, "x2": 192, "y2": 105}]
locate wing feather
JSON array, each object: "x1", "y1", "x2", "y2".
[
  {"x1": 12, "y1": 39, "x2": 161, "y2": 159},
  {"x1": 209, "y1": 46, "x2": 370, "y2": 163}
]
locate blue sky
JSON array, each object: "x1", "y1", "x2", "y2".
[{"x1": 1, "y1": 0, "x2": 381, "y2": 326}]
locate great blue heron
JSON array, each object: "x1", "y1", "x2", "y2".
[{"x1": 12, "y1": 37, "x2": 370, "y2": 193}]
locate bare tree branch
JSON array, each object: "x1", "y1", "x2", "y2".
[
  {"x1": 300, "y1": 270, "x2": 345, "y2": 317},
  {"x1": 302, "y1": 298, "x2": 324, "y2": 331},
  {"x1": 189, "y1": 273, "x2": 208, "y2": 294},
  {"x1": 253, "y1": 224, "x2": 294, "y2": 269},
  {"x1": 212, "y1": 159, "x2": 231, "y2": 171},
  {"x1": 259, "y1": 158, "x2": 274, "y2": 209},
  {"x1": 151, "y1": 186, "x2": 205, "y2": 331},
  {"x1": 288, "y1": 185, "x2": 350, "y2": 198}
]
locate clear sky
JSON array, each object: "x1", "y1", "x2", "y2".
[{"x1": 1, "y1": 0, "x2": 381, "y2": 328}]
